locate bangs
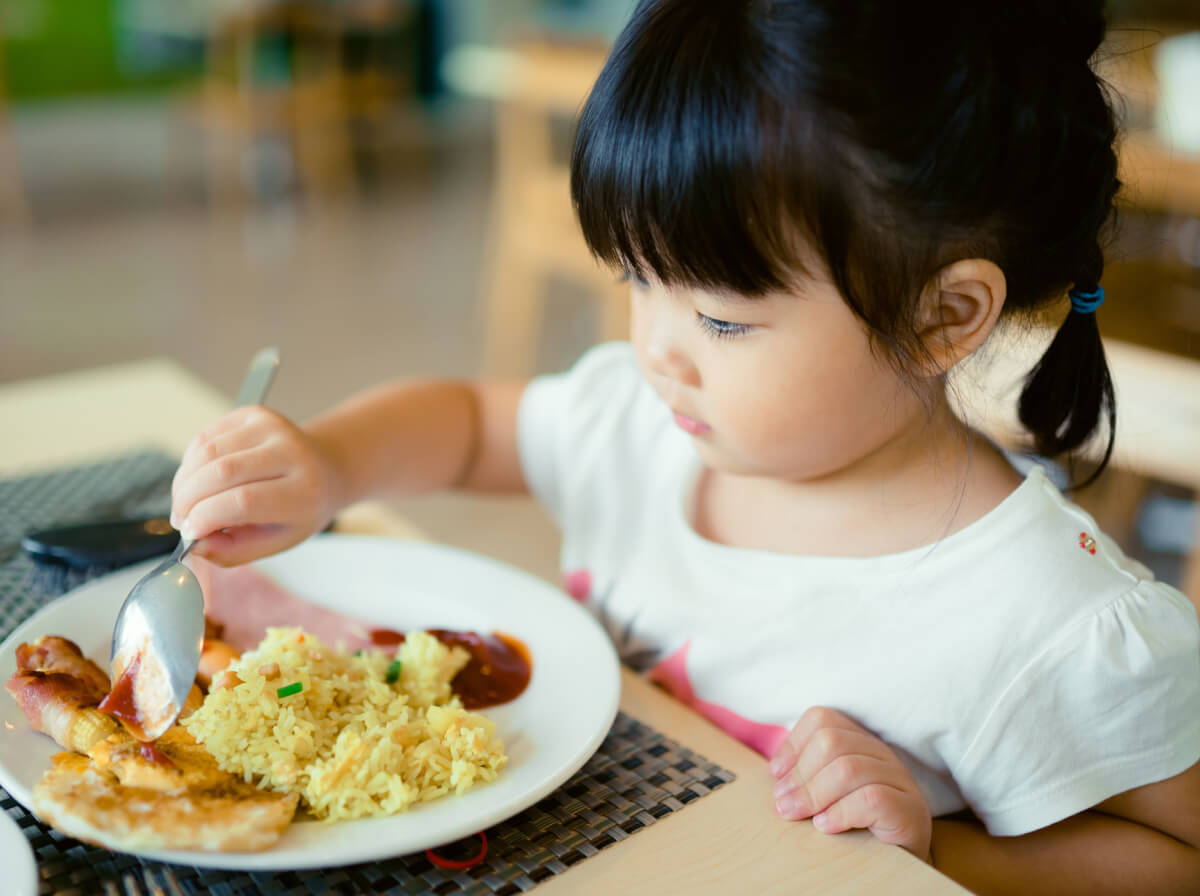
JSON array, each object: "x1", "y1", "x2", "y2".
[{"x1": 570, "y1": 0, "x2": 833, "y2": 297}]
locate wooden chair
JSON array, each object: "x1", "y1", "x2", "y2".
[
  {"x1": 192, "y1": 0, "x2": 356, "y2": 208},
  {"x1": 476, "y1": 40, "x2": 628, "y2": 376},
  {"x1": 1097, "y1": 25, "x2": 1200, "y2": 220},
  {"x1": 337, "y1": 0, "x2": 417, "y2": 137}
]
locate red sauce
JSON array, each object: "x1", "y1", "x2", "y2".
[
  {"x1": 369, "y1": 628, "x2": 405, "y2": 647},
  {"x1": 430, "y1": 630, "x2": 531, "y2": 709},
  {"x1": 368, "y1": 628, "x2": 531, "y2": 709},
  {"x1": 139, "y1": 741, "x2": 175, "y2": 767},
  {"x1": 98, "y1": 654, "x2": 149, "y2": 741}
]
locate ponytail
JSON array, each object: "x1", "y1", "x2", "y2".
[{"x1": 1016, "y1": 281, "x2": 1116, "y2": 488}]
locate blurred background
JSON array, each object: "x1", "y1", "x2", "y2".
[{"x1": 1, "y1": 0, "x2": 1198, "y2": 596}]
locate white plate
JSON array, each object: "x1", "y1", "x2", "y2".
[
  {"x1": 0, "y1": 534, "x2": 620, "y2": 870},
  {"x1": 0, "y1": 810, "x2": 37, "y2": 896}
]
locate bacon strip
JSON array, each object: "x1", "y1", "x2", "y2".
[
  {"x1": 16, "y1": 635, "x2": 110, "y2": 700},
  {"x1": 7, "y1": 636, "x2": 120, "y2": 753},
  {"x1": 4, "y1": 672, "x2": 117, "y2": 752}
]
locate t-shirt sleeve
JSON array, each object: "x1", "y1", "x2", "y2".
[
  {"x1": 516, "y1": 342, "x2": 650, "y2": 526},
  {"x1": 952, "y1": 580, "x2": 1200, "y2": 836}
]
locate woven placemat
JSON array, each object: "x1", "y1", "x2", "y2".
[
  {"x1": 0, "y1": 450, "x2": 179, "y2": 641},
  {"x1": 0, "y1": 451, "x2": 736, "y2": 895}
]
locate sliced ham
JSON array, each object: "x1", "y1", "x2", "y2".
[{"x1": 190, "y1": 557, "x2": 372, "y2": 653}]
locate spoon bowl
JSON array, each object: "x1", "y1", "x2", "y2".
[
  {"x1": 106, "y1": 541, "x2": 204, "y2": 739},
  {"x1": 106, "y1": 347, "x2": 280, "y2": 740}
]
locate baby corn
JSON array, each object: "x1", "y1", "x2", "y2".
[{"x1": 64, "y1": 707, "x2": 119, "y2": 754}]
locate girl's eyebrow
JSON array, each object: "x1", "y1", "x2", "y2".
[
  {"x1": 702, "y1": 287, "x2": 775, "y2": 307},
  {"x1": 710, "y1": 291, "x2": 763, "y2": 306}
]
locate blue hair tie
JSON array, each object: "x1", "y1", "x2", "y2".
[{"x1": 1069, "y1": 285, "x2": 1104, "y2": 314}]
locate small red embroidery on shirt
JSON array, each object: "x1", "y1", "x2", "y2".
[
  {"x1": 563, "y1": 569, "x2": 592, "y2": 602},
  {"x1": 1079, "y1": 531, "x2": 1096, "y2": 555}
]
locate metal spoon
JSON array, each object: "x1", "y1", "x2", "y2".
[{"x1": 105, "y1": 346, "x2": 280, "y2": 740}]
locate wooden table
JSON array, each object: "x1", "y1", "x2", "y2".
[{"x1": 0, "y1": 358, "x2": 966, "y2": 894}]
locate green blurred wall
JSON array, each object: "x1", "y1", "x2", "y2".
[{"x1": 2, "y1": 0, "x2": 196, "y2": 101}]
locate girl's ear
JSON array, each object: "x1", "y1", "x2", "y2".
[{"x1": 916, "y1": 258, "x2": 1007, "y2": 376}]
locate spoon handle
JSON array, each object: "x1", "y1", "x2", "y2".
[
  {"x1": 233, "y1": 347, "x2": 280, "y2": 408},
  {"x1": 174, "y1": 536, "x2": 199, "y2": 564}
]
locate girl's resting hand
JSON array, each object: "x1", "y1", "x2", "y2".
[
  {"x1": 170, "y1": 406, "x2": 344, "y2": 566},
  {"x1": 769, "y1": 706, "x2": 932, "y2": 862}
]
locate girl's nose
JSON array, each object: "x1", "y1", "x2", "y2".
[{"x1": 642, "y1": 313, "x2": 701, "y2": 388}]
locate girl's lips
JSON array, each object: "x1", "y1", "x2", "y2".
[{"x1": 673, "y1": 412, "x2": 711, "y2": 436}]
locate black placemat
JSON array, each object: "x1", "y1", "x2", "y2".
[
  {"x1": 0, "y1": 452, "x2": 737, "y2": 895},
  {"x1": 0, "y1": 450, "x2": 179, "y2": 640}
]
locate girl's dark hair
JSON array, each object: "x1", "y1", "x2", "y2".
[{"x1": 571, "y1": 0, "x2": 1119, "y2": 484}]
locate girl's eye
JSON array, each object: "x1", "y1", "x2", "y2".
[
  {"x1": 618, "y1": 269, "x2": 651, "y2": 290},
  {"x1": 696, "y1": 312, "x2": 752, "y2": 340}
]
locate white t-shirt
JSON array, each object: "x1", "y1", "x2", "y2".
[{"x1": 517, "y1": 342, "x2": 1200, "y2": 837}]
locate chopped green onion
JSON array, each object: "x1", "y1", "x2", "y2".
[
  {"x1": 386, "y1": 660, "x2": 402, "y2": 684},
  {"x1": 353, "y1": 650, "x2": 363, "y2": 657},
  {"x1": 276, "y1": 682, "x2": 302, "y2": 699}
]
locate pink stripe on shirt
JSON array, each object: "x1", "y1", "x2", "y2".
[{"x1": 649, "y1": 641, "x2": 790, "y2": 758}]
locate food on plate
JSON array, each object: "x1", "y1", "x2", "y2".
[
  {"x1": 183, "y1": 627, "x2": 508, "y2": 822},
  {"x1": 190, "y1": 558, "x2": 532, "y2": 708},
  {"x1": 365, "y1": 628, "x2": 531, "y2": 709},
  {"x1": 5, "y1": 634, "x2": 298, "y2": 853},
  {"x1": 16, "y1": 636, "x2": 111, "y2": 695},
  {"x1": 5, "y1": 672, "x2": 118, "y2": 754},
  {"x1": 194, "y1": 559, "x2": 375, "y2": 652},
  {"x1": 6, "y1": 636, "x2": 120, "y2": 753},
  {"x1": 33, "y1": 726, "x2": 299, "y2": 853},
  {"x1": 98, "y1": 644, "x2": 181, "y2": 742},
  {"x1": 2, "y1": 562, "x2": 533, "y2": 850},
  {"x1": 6, "y1": 638, "x2": 112, "y2": 744},
  {"x1": 197, "y1": 638, "x2": 239, "y2": 690}
]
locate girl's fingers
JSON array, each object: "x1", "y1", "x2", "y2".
[
  {"x1": 178, "y1": 477, "x2": 308, "y2": 542},
  {"x1": 172, "y1": 443, "x2": 286, "y2": 528},
  {"x1": 191, "y1": 524, "x2": 302, "y2": 568},
  {"x1": 769, "y1": 706, "x2": 869, "y2": 777},
  {"x1": 811, "y1": 784, "x2": 931, "y2": 857},
  {"x1": 177, "y1": 408, "x2": 263, "y2": 473},
  {"x1": 792, "y1": 728, "x2": 893, "y2": 788},
  {"x1": 769, "y1": 708, "x2": 932, "y2": 860},
  {"x1": 174, "y1": 409, "x2": 279, "y2": 486},
  {"x1": 776, "y1": 750, "x2": 904, "y2": 820}
]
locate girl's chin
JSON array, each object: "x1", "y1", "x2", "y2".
[{"x1": 694, "y1": 444, "x2": 824, "y2": 482}]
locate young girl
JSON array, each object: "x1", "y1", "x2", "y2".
[{"x1": 169, "y1": 0, "x2": 1200, "y2": 890}]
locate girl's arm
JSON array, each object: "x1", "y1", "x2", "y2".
[
  {"x1": 931, "y1": 761, "x2": 1200, "y2": 895},
  {"x1": 172, "y1": 378, "x2": 528, "y2": 566},
  {"x1": 307, "y1": 379, "x2": 529, "y2": 502}
]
